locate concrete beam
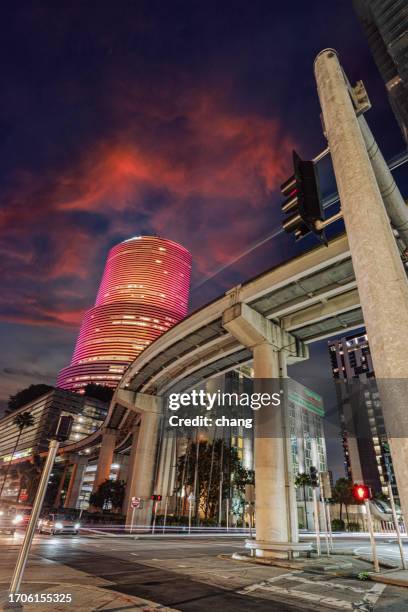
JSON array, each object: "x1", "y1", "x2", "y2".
[
  {"x1": 222, "y1": 302, "x2": 308, "y2": 362},
  {"x1": 115, "y1": 389, "x2": 161, "y2": 414},
  {"x1": 282, "y1": 288, "x2": 360, "y2": 332}
]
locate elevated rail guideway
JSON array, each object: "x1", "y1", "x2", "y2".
[{"x1": 63, "y1": 231, "x2": 362, "y2": 558}]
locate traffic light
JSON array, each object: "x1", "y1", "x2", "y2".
[
  {"x1": 151, "y1": 494, "x2": 162, "y2": 501},
  {"x1": 352, "y1": 484, "x2": 372, "y2": 502},
  {"x1": 281, "y1": 151, "x2": 326, "y2": 244},
  {"x1": 309, "y1": 466, "x2": 319, "y2": 488},
  {"x1": 52, "y1": 416, "x2": 74, "y2": 442}
]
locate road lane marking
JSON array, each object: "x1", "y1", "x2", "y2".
[
  {"x1": 287, "y1": 575, "x2": 366, "y2": 594},
  {"x1": 238, "y1": 572, "x2": 386, "y2": 610},
  {"x1": 240, "y1": 583, "x2": 353, "y2": 609},
  {"x1": 362, "y1": 583, "x2": 386, "y2": 607}
]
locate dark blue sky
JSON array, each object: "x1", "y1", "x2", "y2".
[{"x1": 0, "y1": 0, "x2": 406, "y2": 461}]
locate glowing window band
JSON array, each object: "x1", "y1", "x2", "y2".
[{"x1": 57, "y1": 236, "x2": 191, "y2": 391}]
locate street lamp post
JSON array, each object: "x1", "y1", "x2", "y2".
[{"x1": 8, "y1": 416, "x2": 73, "y2": 599}]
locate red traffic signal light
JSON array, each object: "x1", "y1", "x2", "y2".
[
  {"x1": 281, "y1": 151, "x2": 326, "y2": 244},
  {"x1": 353, "y1": 484, "x2": 372, "y2": 502},
  {"x1": 151, "y1": 494, "x2": 162, "y2": 501}
]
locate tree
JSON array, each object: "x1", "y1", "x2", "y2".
[
  {"x1": 10, "y1": 455, "x2": 43, "y2": 504},
  {"x1": 84, "y1": 384, "x2": 114, "y2": 403},
  {"x1": 7, "y1": 384, "x2": 52, "y2": 414},
  {"x1": 89, "y1": 479, "x2": 125, "y2": 511},
  {"x1": 294, "y1": 472, "x2": 312, "y2": 530},
  {"x1": 0, "y1": 411, "x2": 35, "y2": 501},
  {"x1": 176, "y1": 439, "x2": 253, "y2": 521},
  {"x1": 332, "y1": 478, "x2": 354, "y2": 525}
]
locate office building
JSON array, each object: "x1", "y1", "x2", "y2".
[
  {"x1": 57, "y1": 236, "x2": 192, "y2": 392},
  {"x1": 354, "y1": 0, "x2": 408, "y2": 143},
  {"x1": 152, "y1": 372, "x2": 326, "y2": 526},
  {"x1": 328, "y1": 333, "x2": 397, "y2": 499},
  {"x1": 0, "y1": 388, "x2": 107, "y2": 502}
]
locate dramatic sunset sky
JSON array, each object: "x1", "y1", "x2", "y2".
[{"x1": 0, "y1": 1, "x2": 406, "y2": 413}]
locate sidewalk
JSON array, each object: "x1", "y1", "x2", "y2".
[
  {"x1": 231, "y1": 551, "x2": 364, "y2": 574},
  {"x1": 0, "y1": 547, "x2": 177, "y2": 612},
  {"x1": 371, "y1": 569, "x2": 408, "y2": 588}
]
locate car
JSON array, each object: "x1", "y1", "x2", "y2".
[
  {"x1": 38, "y1": 514, "x2": 81, "y2": 535},
  {"x1": 18, "y1": 508, "x2": 32, "y2": 528},
  {"x1": 0, "y1": 509, "x2": 23, "y2": 535}
]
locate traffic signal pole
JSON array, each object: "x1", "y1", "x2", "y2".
[
  {"x1": 388, "y1": 482, "x2": 407, "y2": 570},
  {"x1": 314, "y1": 49, "x2": 408, "y2": 522},
  {"x1": 312, "y1": 488, "x2": 321, "y2": 557},
  {"x1": 365, "y1": 499, "x2": 379, "y2": 573},
  {"x1": 358, "y1": 115, "x2": 408, "y2": 251},
  {"x1": 8, "y1": 416, "x2": 73, "y2": 600},
  {"x1": 9, "y1": 439, "x2": 60, "y2": 596}
]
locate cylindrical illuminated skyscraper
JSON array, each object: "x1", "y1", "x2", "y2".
[{"x1": 57, "y1": 236, "x2": 191, "y2": 392}]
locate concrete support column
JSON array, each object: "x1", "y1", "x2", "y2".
[
  {"x1": 155, "y1": 428, "x2": 176, "y2": 506},
  {"x1": 64, "y1": 456, "x2": 88, "y2": 509},
  {"x1": 53, "y1": 461, "x2": 69, "y2": 508},
  {"x1": 223, "y1": 303, "x2": 310, "y2": 558},
  {"x1": 125, "y1": 397, "x2": 162, "y2": 529},
  {"x1": 117, "y1": 454, "x2": 129, "y2": 483},
  {"x1": 252, "y1": 344, "x2": 298, "y2": 556},
  {"x1": 252, "y1": 344, "x2": 288, "y2": 546},
  {"x1": 122, "y1": 420, "x2": 140, "y2": 514},
  {"x1": 315, "y1": 50, "x2": 408, "y2": 518},
  {"x1": 92, "y1": 428, "x2": 117, "y2": 493}
]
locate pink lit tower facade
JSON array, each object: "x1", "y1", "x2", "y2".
[{"x1": 57, "y1": 236, "x2": 191, "y2": 392}]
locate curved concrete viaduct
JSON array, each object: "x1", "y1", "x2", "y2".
[{"x1": 63, "y1": 232, "x2": 362, "y2": 557}]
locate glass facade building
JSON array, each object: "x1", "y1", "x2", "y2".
[
  {"x1": 57, "y1": 236, "x2": 192, "y2": 392},
  {"x1": 354, "y1": 0, "x2": 408, "y2": 143},
  {"x1": 328, "y1": 333, "x2": 397, "y2": 499}
]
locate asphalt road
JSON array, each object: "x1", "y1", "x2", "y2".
[
  {"x1": 307, "y1": 533, "x2": 408, "y2": 565},
  {"x1": 3, "y1": 533, "x2": 408, "y2": 611}
]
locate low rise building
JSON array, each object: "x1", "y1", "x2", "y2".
[{"x1": 0, "y1": 388, "x2": 107, "y2": 502}]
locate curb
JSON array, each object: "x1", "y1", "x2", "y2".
[
  {"x1": 370, "y1": 573, "x2": 408, "y2": 588},
  {"x1": 355, "y1": 555, "x2": 399, "y2": 570},
  {"x1": 230, "y1": 552, "x2": 353, "y2": 572},
  {"x1": 0, "y1": 581, "x2": 177, "y2": 611}
]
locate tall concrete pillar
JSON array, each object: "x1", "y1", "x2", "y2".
[
  {"x1": 315, "y1": 49, "x2": 408, "y2": 517},
  {"x1": 223, "y1": 303, "x2": 310, "y2": 558},
  {"x1": 122, "y1": 419, "x2": 140, "y2": 514},
  {"x1": 125, "y1": 395, "x2": 162, "y2": 529},
  {"x1": 64, "y1": 456, "x2": 88, "y2": 509},
  {"x1": 117, "y1": 454, "x2": 129, "y2": 483},
  {"x1": 92, "y1": 428, "x2": 117, "y2": 493},
  {"x1": 154, "y1": 430, "x2": 176, "y2": 513},
  {"x1": 54, "y1": 461, "x2": 69, "y2": 508}
]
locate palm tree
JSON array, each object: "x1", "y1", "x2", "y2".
[
  {"x1": 332, "y1": 478, "x2": 354, "y2": 526},
  {"x1": 295, "y1": 472, "x2": 312, "y2": 530},
  {"x1": 12, "y1": 456, "x2": 43, "y2": 504},
  {"x1": 0, "y1": 411, "x2": 35, "y2": 501}
]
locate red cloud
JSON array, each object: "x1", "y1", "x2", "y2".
[{"x1": 0, "y1": 87, "x2": 296, "y2": 327}]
